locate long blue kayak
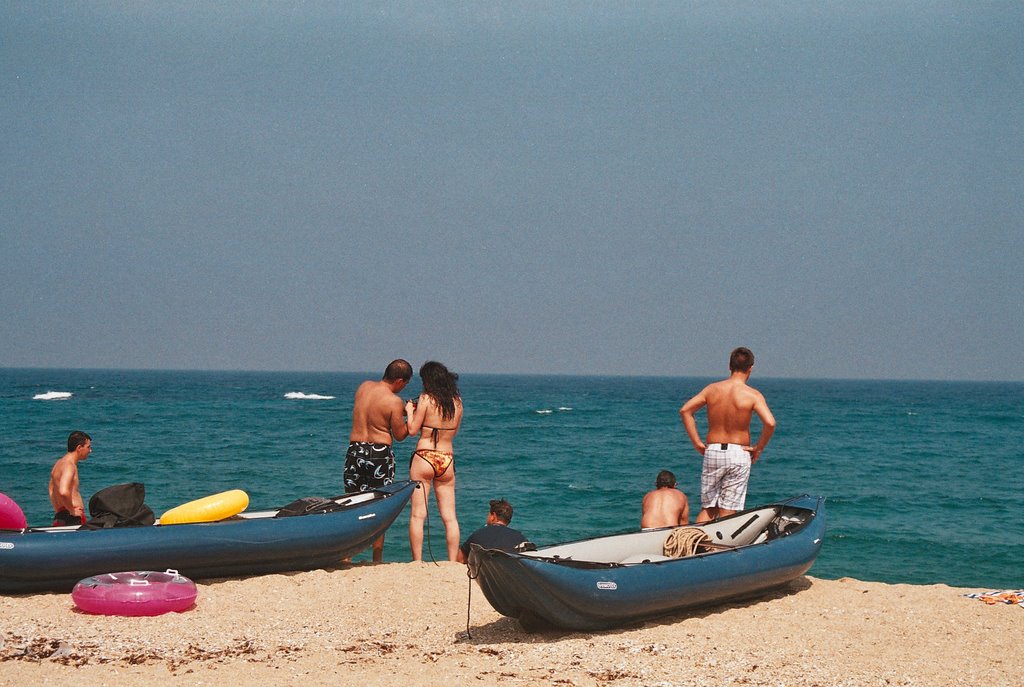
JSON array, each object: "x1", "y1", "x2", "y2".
[{"x1": 0, "y1": 480, "x2": 418, "y2": 593}]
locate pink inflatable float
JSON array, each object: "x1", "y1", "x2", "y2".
[
  {"x1": 71, "y1": 570, "x2": 198, "y2": 616},
  {"x1": 0, "y1": 492, "x2": 27, "y2": 530}
]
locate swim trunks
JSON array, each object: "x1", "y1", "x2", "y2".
[
  {"x1": 701, "y1": 443, "x2": 751, "y2": 511},
  {"x1": 344, "y1": 442, "x2": 395, "y2": 492},
  {"x1": 410, "y1": 449, "x2": 455, "y2": 479},
  {"x1": 52, "y1": 509, "x2": 86, "y2": 527}
]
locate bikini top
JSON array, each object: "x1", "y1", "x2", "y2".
[{"x1": 421, "y1": 424, "x2": 458, "y2": 446}]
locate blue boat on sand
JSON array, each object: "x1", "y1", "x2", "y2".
[
  {"x1": 468, "y1": 494, "x2": 825, "y2": 631},
  {"x1": 0, "y1": 480, "x2": 418, "y2": 593}
]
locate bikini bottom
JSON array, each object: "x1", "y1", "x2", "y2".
[{"x1": 411, "y1": 449, "x2": 455, "y2": 479}]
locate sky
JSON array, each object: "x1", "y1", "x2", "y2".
[{"x1": 2, "y1": 2, "x2": 1021, "y2": 381}]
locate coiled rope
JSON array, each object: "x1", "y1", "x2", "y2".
[{"x1": 662, "y1": 526, "x2": 711, "y2": 558}]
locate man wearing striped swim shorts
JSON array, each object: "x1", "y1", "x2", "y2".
[{"x1": 680, "y1": 347, "x2": 777, "y2": 523}]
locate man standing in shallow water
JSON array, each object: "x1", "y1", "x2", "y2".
[
  {"x1": 679, "y1": 347, "x2": 776, "y2": 523},
  {"x1": 49, "y1": 431, "x2": 91, "y2": 526},
  {"x1": 345, "y1": 359, "x2": 412, "y2": 562}
]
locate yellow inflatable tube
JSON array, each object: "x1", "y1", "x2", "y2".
[{"x1": 159, "y1": 489, "x2": 249, "y2": 525}]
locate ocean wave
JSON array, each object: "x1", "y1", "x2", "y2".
[
  {"x1": 535, "y1": 409, "x2": 553, "y2": 414},
  {"x1": 283, "y1": 392, "x2": 335, "y2": 400},
  {"x1": 33, "y1": 391, "x2": 73, "y2": 401},
  {"x1": 558, "y1": 407, "x2": 573, "y2": 411}
]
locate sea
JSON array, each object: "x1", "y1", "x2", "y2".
[{"x1": 2, "y1": 368, "x2": 1021, "y2": 590}]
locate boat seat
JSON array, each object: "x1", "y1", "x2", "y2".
[
  {"x1": 619, "y1": 553, "x2": 673, "y2": 564},
  {"x1": 334, "y1": 492, "x2": 378, "y2": 507}
]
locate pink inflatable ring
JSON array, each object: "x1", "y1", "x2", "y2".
[{"x1": 72, "y1": 569, "x2": 198, "y2": 616}]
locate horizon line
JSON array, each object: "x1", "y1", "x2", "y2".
[{"x1": 0, "y1": 365, "x2": 1017, "y2": 386}]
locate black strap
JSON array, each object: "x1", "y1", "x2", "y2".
[{"x1": 465, "y1": 573, "x2": 474, "y2": 640}]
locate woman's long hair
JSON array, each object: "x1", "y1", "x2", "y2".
[{"x1": 419, "y1": 361, "x2": 460, "y2": 421}]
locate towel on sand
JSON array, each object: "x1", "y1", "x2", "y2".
[{"x1": 964, "y1": 590, "x2": 1024, "y2": 607}]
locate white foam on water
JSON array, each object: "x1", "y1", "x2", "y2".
[
  {"x1": 283, "y1": 391, "x2": 335, "y2": 400},
  {"x1": 535, "y1": 409, "x2": 553, "y2": 414},
  {"x1": 33, "y1": 391, "x2": 73, "y2": 401},
  {"x1": 558, "y1": 406, "x2": 573, "y2": 411}
]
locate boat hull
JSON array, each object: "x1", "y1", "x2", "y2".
[
  {"x1": 0, "y1": 481, "x2": 417, "y2": 593},
  {"x1": 469, "y1": 495, "x2": 824, "y2": 631}
]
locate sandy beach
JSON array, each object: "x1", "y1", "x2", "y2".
[{"x1": 0, "y1": 563, "x2": 1020, "y2": 687}]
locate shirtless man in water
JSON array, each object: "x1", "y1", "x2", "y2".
[
  {"x1": 641, "y1": 470, "x2": 690, "y2": 528},
  {"x1": 49, "y1": 431, "x2": 92, "y2": 526},
  {"x1": 345, "y1": 359, "x2": 412, "y2": 561},
  {"x1": 680, "y1": 347, "x2": 776, "y2": 523}
]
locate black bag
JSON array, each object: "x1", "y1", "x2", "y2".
[
  {"x1": 81, "y1": 482, "x2": 156, "y2": 530},
  {"x1": 767, "y1": 512, "x2": 806, "y2": 539},
  {"x1": 274, "y1": 495, "x2": 352, "y2": 517}
]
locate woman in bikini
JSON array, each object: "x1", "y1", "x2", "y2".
[{"x1": 405, "y1": 361, "x2": 463, "y2": 562}]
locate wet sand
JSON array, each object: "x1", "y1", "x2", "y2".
[{"x1": 1, "y1": 563, "x2": 1020, "y2": 686}]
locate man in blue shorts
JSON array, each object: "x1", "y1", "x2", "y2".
[{"x1": 679, "y1": 347, "x2": 776, "y2": 523}]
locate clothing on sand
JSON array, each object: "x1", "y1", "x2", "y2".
[{"x1": 964, "y1": 590, "x2": 1024, "y2": 607}]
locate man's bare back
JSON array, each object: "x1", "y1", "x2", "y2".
[
  {"x1": 680, "y1": 374, "x2": 775, "y2": 462},
  {"x1": 349, "y1": 380, "x2": 409, "y2": 445},
  {"x1": 641, "y1": 487, "x2": 689, "y2": 528},
  {"x1": 703, "y1": 378, "x2": 761, "y2": 445}
]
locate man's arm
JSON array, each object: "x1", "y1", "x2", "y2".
[
  {"x1": 456, "y1": 534, "x2": 471, "y2": 564},
  {"x1": 403, "y1": 394, "x2": 426, "y2": 439},
  {"x1": 390, "y1": 396, "x2": 410, "y2": 442},
  {"x1": 745, "y1": 394, "x2": 776, "y2": 463},
  {"x1": 678, "y1": 493, "x2": 690, "y2": 526},
  {"x1": 679, "y1": 389, "x2": 708, "y2": 455}
]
